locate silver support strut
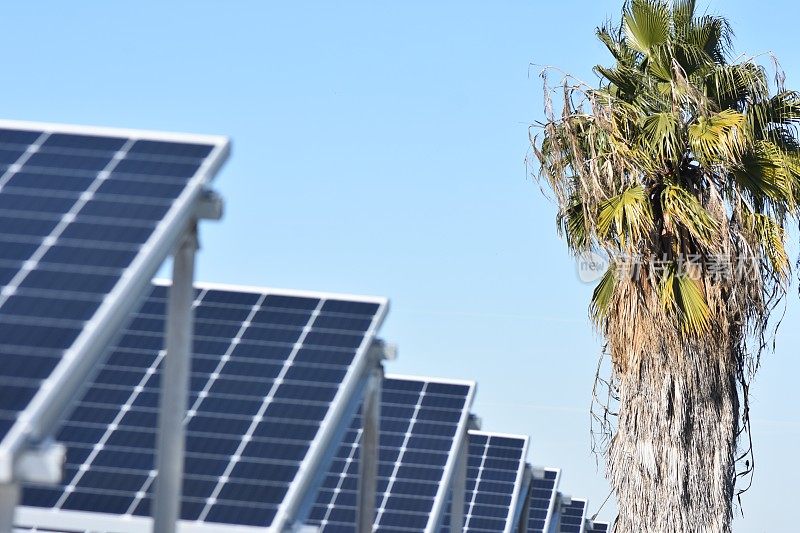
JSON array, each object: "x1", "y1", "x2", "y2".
[
  {"x1": 450, "y1": 431, "x2": 468, "y2": 532},
  {"x1": 357, "y1": 363, "x2": 383, "y2": 533},
  {"x1": 0, "y1": 483, "x2": 19, "y2": 533},
  {"x1": 153, "y1": 224, "x2": 198, "y2": 533}
]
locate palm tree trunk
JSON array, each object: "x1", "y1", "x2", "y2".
[{"x1": 608, "y1": 342, "x2": 739, "y2": 532}]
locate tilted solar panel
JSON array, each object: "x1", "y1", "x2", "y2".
[
  {"x1": 439, "y1": 431, "x2": 530, "y2": 533},
  {"x1": 0, "y1": 120, "x2": 229, "y2": 481},
  {"x1": 558, "y1": 498, "x2": 587, "y2": 533},
  {"x1": 15, "y1": 281, "x2": 388, "y2": 532},
  {"x1": 526, "y1": 467, "x2": 560, "y2": 533},
  {"x1": 584, "y1": 520, "x2": 608, "y2": 533},
  {"x1": 306, "y1": 375, "x2": 476, "y2": 533}
]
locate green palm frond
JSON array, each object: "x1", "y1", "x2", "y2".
[
  {"x1": 671, "y1": 0, "x2": 696, "y2": 31},
  {"x1": 590, "y1": 266, "x2": 617, "y2": 327},
  {"x1": 623, "y1": 0, "x2": 671, "y2": 57},
  {"x1": 557, "y1": 193, "x2": 591, "y2": 252},
  {"x1": 659, "y1": 266, "x2": 711, "y2": 334},
  {"x1": 751, "y1": 91, "x2": 800, "y2": 137},
  {"x1": 639, "y1": 111, "x2": 681, "y2": 160},
  {"x1": 597, "y1": 185, "x2": 653, "y2": 248},
  {"x1": 705, "y1": 62, "x2": 769, "y2": 109},
  {"x1": 661, "y1": 184, "x2": 720, "y2": 246},
  {"x1": 743, "y1": 211, "x2": 790, "y2": 279},
  {"x1": 689, "y1": 109, "x2": 748, "y2": 164},
  {"x1": 685, "y1": 15, "x2": 732, "y2": 63},
  {"x1": 733, "y1": 141, "x2": 796, "y2": 205},
  {"x1": 597, "y1": 25, "x2": 637, "y2": 65},
  {"x1": 595, "y1": 64, "x2": 641, "y2": 98}
]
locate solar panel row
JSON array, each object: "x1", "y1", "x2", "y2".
[
  {"x1": 0, "y1": 120, "x2": 229, "y2": 481},
  {"x1": 0, "y1": 121, "x2": 611, "y2": 533}
]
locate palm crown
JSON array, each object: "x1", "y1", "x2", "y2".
[{"x1": 535, "y1": 0, "x2": 797, "y2": 357}]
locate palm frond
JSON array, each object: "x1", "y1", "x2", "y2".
[
  {"x1": 661, "y1": 184, "x2": 721, "y2": 247},
  {"x1": 557, "y1": 192, "x2": 592, "y2": 252},
  {"x1": 623, "y1": 0, "x2": 671, "y2": 57},
  {"x1": 688, "y1": 109, "x2": 748, "y2": 164},
  {"x1": 597, "y1": 185, "x2": 653, "y2": 248},
  {"x1": 590, "y1": 266, "x2": 617, "y2": 327},
  {"x1": 743, "y1": 210, "x2": 790, "y2": 280},
  {"x1": 639, "y1": 111, "x2": 681, "y2": 160},
  {"x1": 659, "y1": 266, "x2": 711, "y2": 334}
]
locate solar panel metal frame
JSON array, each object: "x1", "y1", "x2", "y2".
[
  {"x1": 464, "y1": 430, "x2": 530, "y2": 533},
  {"x1": 15, "y1": 281, "x2": 390, "y2": 533},
  {"x1": 0, "y1": 120, "x2": 230, "y2": 483},
  {"x1": 383, "y1": 373, "x2": 476, "y2": 533}
]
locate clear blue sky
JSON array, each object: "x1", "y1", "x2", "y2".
[{"x1": 2, "y1": 1, "x2": 797, "y2": 530}]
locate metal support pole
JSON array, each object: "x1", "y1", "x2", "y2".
[
  {"x1": 450, "y1": 431, "x2": 468, "y2": 532},
  {"x1": 356, "y1": 363, "x2": 383, "y2": 533},
  {"x1": 0, "y1": 483, "x2": 19, "y2": 533},
  {"x1": 153, "y1": 224, "x2": 198, "y2": 533}
]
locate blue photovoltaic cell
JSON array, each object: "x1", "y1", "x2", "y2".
[
  {"x1": 0, "y1": 122, "x2": 227, "y2": 457},
  {"x1": 585, "y1": 521, "x2": 608, "y2": 533},
  {"x1": 439, "y1": 432, "x2": 527, "y2": 533},
  {"x1": 527, "y1": 468, "x2": 560, "y2": 533},
  {"x1": 19, "y1": 283, "x2": 387, "y2": 530},
  {"x1": 306, "y1": 377, "x2": 475, "y2": 532},
  {"x1": 558, "y1": 498, "x2": 587, "y2": 533}
]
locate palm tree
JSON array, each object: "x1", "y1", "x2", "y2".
[{"x1": 531, "y1": 1, "x2": 799, "y2": 531}]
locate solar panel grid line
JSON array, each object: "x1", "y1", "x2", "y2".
[
  {"x1": 557, "y1": 498, "x2": 587, "y2": 533},
  {"x1": 271, "y1": 294, "x2": 389, "y2": 531},
  {"x1": 56, "y1": 285, "x2": 212, "y2": 513},
  {"x1": 500, "y1": 434, "x2": 530, "y2": 533},
  {"x1": 53, "y1": 348, "x2": 167, "y2": 511},
  {"x1": 463, "y1": 435, "x2": 491, "y2": 529},
  {"x1": 16, "y1": 282, "x2": 389, "y2": 533},
  {"x1": 306, "y1": 375, "x2": 476, "y2": 533},
  {"x1": 388, "y1": 374, "x2": 476, "y2": 533},
  {"x1": 443, "y1": 431, "x2": 529, "y2": 533},
  {"x1": 314, "y1": 425, "x2": 362, "y2": 528},
  {"x1": 0, "y1": 119, "x2": 230, "y2": 482},
  {"x1": 0, "y1": 131, "x2": 48, "y2": 189},
  {"x1": 527, "y1": 467, "x2": 561, "y2": 533},
  {"x1": 371, "y1": 382, "x2": 426, "y2": 529},
  {"x1": 0, "y1": 137, "x2": 137, "y2": 310},
  {"x1": 128, "y1": 287, "x2": 267, "y2": 516},
  {"x1": 196, "y1": 298, "x2": 325, "y2": 523}
]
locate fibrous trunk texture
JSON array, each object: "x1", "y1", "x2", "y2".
[{"x1": 608, "y1": 339, "x2": 739, "y2": 533}]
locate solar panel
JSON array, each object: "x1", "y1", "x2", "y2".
[
  {"x1": 306, "y1": 375, "x2": 476, "y2": 533},
  {"x1": 558, "y1": 497, "x2": 587, "y2": 533},
  {"x1": 15, "y1": 281, "x2": 388, "y2": 532},
  {"x1": 526, "y1": 467, "x2": 560, "y2": 533},
  {"x1": 0, "y1": 120, "x2": 229, "y2": 481},
  {"x1": 439, "y1": 431, "x2": 529, "y2": 532},
  {"x1": 584, "y1": 520, "x2": 608, "y2": 533}
]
